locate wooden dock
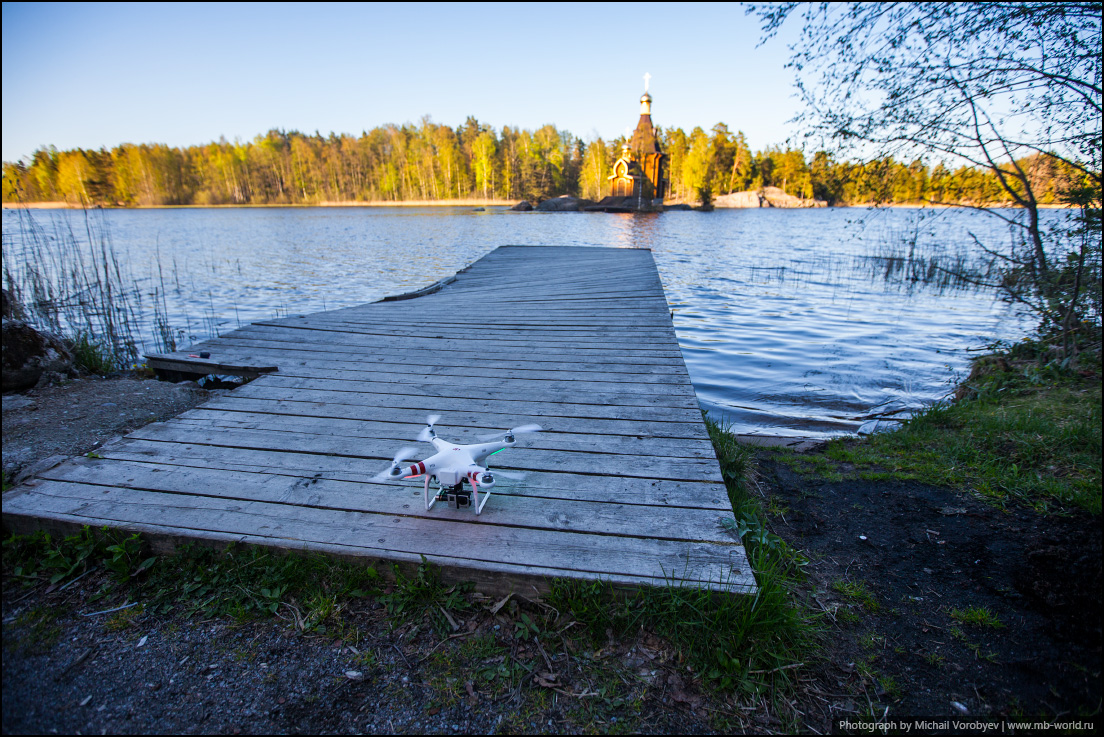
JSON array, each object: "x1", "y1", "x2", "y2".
[{"x1": 3, "y1": 246, "x2": 754, "y2": 595}]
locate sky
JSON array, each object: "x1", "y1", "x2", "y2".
[{"x1": 1, "y1": 2, "x2": 807, "y2": 163}]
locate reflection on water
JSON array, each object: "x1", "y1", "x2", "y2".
[
  {"x1": 608, "y1": 212, "x2": 663, "y2": 250},
  {"x1": 2, "y1": 205, "x2": 1045, "y2": 438}
]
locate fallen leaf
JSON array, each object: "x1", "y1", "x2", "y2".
[
  {"x1": 489, "y1": 592, "x2": 512, "y2": 615},
  {"x1": 534, "y1": 671, "x2": 558, "y2": 688}
]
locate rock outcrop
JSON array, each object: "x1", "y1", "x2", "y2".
[
  {"x1": 2, "y1": 319, "x2": 76, "y2": 392},
  {"x1": 510, "y1": 200, "x2": 533, "y2": 211},
  {"x1": 714, "y1": 186, "x2": 828, "y2": 209}
]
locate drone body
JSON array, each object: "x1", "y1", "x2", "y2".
[{"x1": 374, "y1": 415, "x2": 540, "y2": 515}]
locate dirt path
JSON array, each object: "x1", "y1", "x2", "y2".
[{"x1": 2, "y1": 375, "x2": 211, "y2": 485}]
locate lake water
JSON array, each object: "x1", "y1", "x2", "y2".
[{"x1": 2, "y1": 205, "x2": 1043, "y2": 438}]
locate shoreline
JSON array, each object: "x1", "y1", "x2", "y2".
[
  {"x1": 2, "y1": 199, "x2": 520, "y2": 210},
  {"x1": 3, "y1": 199, "x2": 1074, "y2": 210}
]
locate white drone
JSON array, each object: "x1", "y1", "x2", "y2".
[{"x1": 373, "y1": 415, "x2": 542, "y2": 515}]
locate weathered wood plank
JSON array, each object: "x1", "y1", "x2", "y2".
[
  {"x1": 216, "y1": 325, "x2": 687, "y2": 359},
  {"x1": 170, "y1": 409, "x2": 718, "y2": 459},
  {"x1": 154, "y1": 346, "x2": 693, "y2": 382},
  {"x1": 39, "y1": 457, "x2": 736, "y2": 542},
  {"x1": 224, "y1": 384, "x2": 703, "y2": 426},
  {"x1": 251, "y1": 374, "x2": 702, "y2": 411},
  {"x1": 194, "y1": 336, "x2": 691, "y2": 370},
  {"x1": 212, "y1": 364, "x2": 694, "y2": 394},
  {"x1": 193, "y1": 395, "x2": 713, "y2": 440},
  {"x1": 122, "y1": 423, "x2": 722, "y2": 482},
  {"x1": 6, "y1": 481, "x2": 751, "y2": 588},
  {"x1": 94, "y1": 437, "x2": 730, "y2": 508},
  {"x1": 248, "y1": 321, "x2": 683, "y2": 347}
]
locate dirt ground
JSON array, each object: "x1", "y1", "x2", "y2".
[
  {"x1": 757, "y1": 455, "x2": 1101, "y2": 724},
  {"x1": 2, "y1": 375, "x2": 1101, "y2": 733}
]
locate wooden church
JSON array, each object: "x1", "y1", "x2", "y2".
[{"x1": 589, "y1": 78, "x2": 669, "y2": 212}]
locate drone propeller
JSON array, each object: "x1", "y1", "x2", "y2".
[
  {"x1": 371, "y1": 446, "x2": 420, "y2": 481},
  {"x1": 416, "y1": 414, "x2": 442, "y2": 442},
  {"x1": 489, "y1": 469, "x2": 528, "y2": 481},
  {"x1": 478, "y1": 424, "x2": 544, "y2": 441}
]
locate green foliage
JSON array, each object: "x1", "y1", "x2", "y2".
[
  {"x1": 3, "y1": 122, "x2": 1078, "y2": 208},
  {"x1": 755, "y1": 2, "x2": 1102, "y2": 354},
  {"x1": 513, "y1": 611, "x2": 540, "y2": 641},
  {"x1": 2, "y1": 526, "x2": 153, "y2": 586},
  {"x1": 69, "y1": 331, "x2": 117, "y2": 374},
  {"x1": 103, "y1": 534, "x2": 156, "y2": 581},
  {"x1": 139, "y1": 544, "x2": 380, "y2": 627},
  {"x1": 378, "y1": 556, "x2": 472, "y2": 635}
]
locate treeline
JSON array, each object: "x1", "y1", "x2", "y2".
[{"x1": 1, "y1": 118, "x2": 1079, "y2": 207}]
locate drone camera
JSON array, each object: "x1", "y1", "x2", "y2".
[{"x1": 438, "y1": 485, "x2": 472, "y2": 510}]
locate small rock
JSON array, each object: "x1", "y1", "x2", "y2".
[{"x1": 2, "y1": 396, "x2": 35, "y2": 411}]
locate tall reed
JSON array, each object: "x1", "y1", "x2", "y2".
[{"x1": 2, "y1": 207, "x2": 181, "y2": 369}]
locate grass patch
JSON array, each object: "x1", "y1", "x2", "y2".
[
  {"x1": 950, "y1": 605, "x2": 1005, "y2": 629},
  {"x1": 831, "y1": 579, "x2": 881, "y2": 613},
  {"x1": 69, "y1": 331, "x2": 118, "y2": 374},
  {"x1": 547, "y1": 417, "x2": 820, "y2": 704},
  {"x1": 790, "y1": 341, "x2": 1102, "y2": 515}
]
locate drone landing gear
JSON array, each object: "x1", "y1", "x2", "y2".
[{"x1": 424, "y1": 477, "x2": 490, "y2": 515}]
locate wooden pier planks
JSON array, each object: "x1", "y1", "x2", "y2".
[{"x1": 3, "y1": 246, "x2": 754, "y2": 595}]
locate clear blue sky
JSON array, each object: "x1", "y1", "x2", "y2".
[{"x1": 2, "y1": 1, "x2": 805, "y2": 162}]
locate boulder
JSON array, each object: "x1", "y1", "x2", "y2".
[
  {"x1": 713, "y1": 191, "x2": 765, "y2": 208},
  {"x1": 535, "y1": 196, "x2": 596, "y2": 212},
  {"x1": 2, "y1": 319, "x2": 75, "y2": 392},
  {"x1": 761, "y1": 186, "x2": 827, "y2": 208},
  {"x1": 510, "y1": 200, "x2": 533, "y2": 211}
]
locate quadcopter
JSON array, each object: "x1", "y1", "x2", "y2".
[{"x1": 372, "y1": 415, "x2": 542, "y2": 515}]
